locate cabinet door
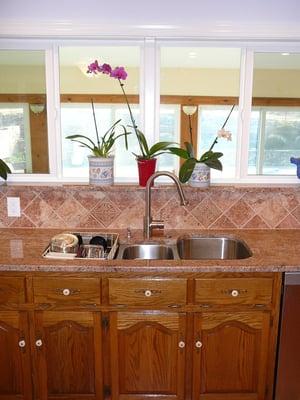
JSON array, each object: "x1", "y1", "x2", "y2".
[
  {"x1": 33, "y1": 311, "x2": 103, "y2": 400},
  {"x1": 193, "y1": 311, "x2": 271, "y2": 400},
  {"x1": 109, "y1": 311, "x2": 186, "y2": 400},
  {"x1": 0, "y1": 311, "x2": 32, "y2": 400}
]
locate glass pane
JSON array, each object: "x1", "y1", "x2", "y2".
[
  {"x1": 59, "y1": 46, "x2": 140, "y2": 180},
  {"x1": 160, "y1": 46, "x2": 240, "y2": 179},
  {"x1": 158, "y1": 105, "x2": 180, "y2": 173},
  {"x1": 248, "y1": 52, "x2": 300, "y2": 175},
  {"x1": 198, "y1": 105, "x2": 238, "y2": 179},
  {"x1": 0, "y1": 50, "x2": 49, "y2": 173}
]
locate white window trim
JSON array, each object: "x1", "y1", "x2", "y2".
[{"x1": 1, "y1": 38, "x2": 300, "y2": 184}]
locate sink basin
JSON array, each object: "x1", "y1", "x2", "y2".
[
  {"x1": 117, "y1": 243, "x2": 176, "y2": 260},
  {"x1": 176, "y1": 236, "x2": 252, "y2": 260}
]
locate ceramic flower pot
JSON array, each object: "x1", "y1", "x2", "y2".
[
  {"x1": 137, "y1": 158, "x2": 157, "y2": 187},
  {"x1": 189, "y1": 162, "x2": 210, "y2": 188},
  {"x1": 88, "y1": 155, "x2": 114, "y2": 185}
]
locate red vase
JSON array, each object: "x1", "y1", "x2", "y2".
[{"x1": 137, "y1": 158, "x2": 157, "y2": 187}]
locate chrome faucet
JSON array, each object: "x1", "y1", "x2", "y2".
[{"x1": 144, "y1": 171, "x2": 188, "y2": 239}]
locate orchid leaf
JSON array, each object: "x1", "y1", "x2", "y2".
[
  {"x1": 136, "y1": 129, "x2": 149, "y2": 158},
  {"x1": 0, "y1": 159, "x2": 11, "y2": 180},
  {"x1": 168, "y1": 147, "x2": 190, "y2": 159},
  {"x1": 148, "y1": 141, "x2": 175, "y2": 157},
  {"x1": 69, "y1": 139, "x2": 95, "y2": 152},
  {"x1": 184, "y1": 142, "x2": 195, "y2": 158},
  {"x1": 179, "y1": 158, "x2": 197, "y2": 183},
  {"x1": 204, "y1": 158, "x2": 223, "y2": 171},
  {"x1": 66, "y1": 134, "x2": 96, "y2": 148}
]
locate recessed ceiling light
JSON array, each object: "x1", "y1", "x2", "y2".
[
  {"x1": 281, "y1": 52, "x2": 290, "y2": 56},
  {"x1": 188, "y1": 52, "x2": 197, "y2": 58}
]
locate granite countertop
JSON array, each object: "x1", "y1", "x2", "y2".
[{"x1": 0, "y1": 228, "x2": 299, "y2": 273}]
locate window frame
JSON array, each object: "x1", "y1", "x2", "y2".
[{"x1": 1, "y1": 38, "x2": 300, "y2": 184}]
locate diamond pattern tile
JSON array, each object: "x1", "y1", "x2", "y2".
[
  {"x1": 191, "y1": 197, "x2": 222, "y2": 228},
  {"x1": 225, "y1": 199, "x2": 255, "y2": 227},
  {"x1": 0, "y1": 185, "x2": 300, "y2": 230},
  {"x1": 91, "y1": 200, "x2": 121, "y2": 227}
]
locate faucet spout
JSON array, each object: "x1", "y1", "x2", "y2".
[{"x1": 144, "y1": 171, "x2": 188, "y2": 239}]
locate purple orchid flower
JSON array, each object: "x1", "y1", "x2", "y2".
[
  {"x1": 110, "y1": 66, "x2": 128, "y2": 80},
  {"x1": 100, "y1": 63, "x2": 112, "y2": 75},
  {"x1": 87, "y1": 60, "x2": 102, "y2": 74}
]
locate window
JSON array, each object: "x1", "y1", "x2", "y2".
[
  {"x1": 59, "y1": 45, "x2": 140, "y2": 181},
  {"x1": 159, "y1": 46, "x2": 241, "y2": 179},
  {"x1": 248, "y1": 107, "x2": 300, "y2": 175},
  {"x1": 248, "y1": 51, "x2": 300, "y2": 177},
  {"x1": 1, "y1": 40, "x2": 300, "y2": 184},
  {"x1": 0, "y1": 103, "x2": 31, "y2": 173},
  {"x1": 198, "y1": 105, "x2": 238, "y2": 179},
  {"x1": 0, "y1": 49, "x2": 49, "y2": 174}
]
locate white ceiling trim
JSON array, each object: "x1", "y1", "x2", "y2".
[{"x1": 1, "y1": 20, "x2": 300, "y2": 40}]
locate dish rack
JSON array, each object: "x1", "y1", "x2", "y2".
[{"x1": 42, "y1": 231, "x2": 119, "y2": 260}]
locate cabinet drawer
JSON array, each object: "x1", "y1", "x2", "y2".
[
  {"x1": 33, "y1": 278, "x2": 101, "y2": 306},
  {"x1": 0, "y1": 277, "x2": 25, "y2": 304},
  {"x1": 195, "y1": 278, "x2": 273, "y2": 305},
  {"x1": 108, "y1": 278, "x2": 187, "y2": 306}
]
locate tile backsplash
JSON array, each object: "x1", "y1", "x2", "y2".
[{"x1": 1, "y1": 184, "x2": 300, "y2": 230}]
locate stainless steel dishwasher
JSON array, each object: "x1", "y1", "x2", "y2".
[{"x1": 275, "y1": 272, "x2": 300, "y2": 400}]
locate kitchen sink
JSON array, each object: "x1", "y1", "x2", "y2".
[
  {"x1": 117, "y1": 243, "x2": 177, "y2": 260},
  {"x1": 176, "y1": 236, "x2": 252, "y2": 260}
]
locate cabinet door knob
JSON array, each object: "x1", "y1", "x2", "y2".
[
  {"x1": 231, "y1": 289, "x2": 239, "y2": 297},
  {"x1": 178, "y1": 341, "x2": 185, "y2": 348},
  {"x1": 18, "y1": 340, "x2": 26, "y2": 348},
  {"x1": 195, "y1": 341, "x2": 203, "y2": 348},
  {"x1": 62, "y1": 288, "x2": 71, "y2": 296},
  {"x1": 35, "y1": 339, "x2": 43, "y2": 347},
  {"x1": 144, "y1": 290, "x2": 152, "y2": 297}
]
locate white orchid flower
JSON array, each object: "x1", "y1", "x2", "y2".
[{"x1": 217, "y1": 128, "x2": 232, "y2": 141}]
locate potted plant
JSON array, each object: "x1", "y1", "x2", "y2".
[
  {"x1": 0, "y1": 159, "x2": 11, "y2": 182},
  {"x1": 169, "y1": 105, "x2": 235, "y2": 187},
  {"x1": 87, "y1": 61, "x2": 176, "y2": 186},
  {"x1": 66, "y1": 100, "x2": 130, "y2": 185}
]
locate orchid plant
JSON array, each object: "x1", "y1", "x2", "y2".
[
  {"x1": 169, "y1": 105, "x2": 235, "y2": 183},
  {"x1": 66, "y1": 99, "x2": 130, "y2": 158},
  {"x1": 0, "y1": 159, "x2": 11, "y2": 181},
  {"x1": 87, "y1": 60, "x2": 175, "y2": 160}
]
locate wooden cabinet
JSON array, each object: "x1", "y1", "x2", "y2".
[
  {"x1": 33, "y1": 311, "x2": 103, "y2": 400},
  {"x1": 109, "y1": 311, "x2": 186, "y2": 400},
  {"x1": 192, "y1": 311, "x2": 271, "y2": 400},
  {"x1": 0, "y1": 311, "x2": 32, "y2": 400},
  {"x1": 0, "y1": 272, "x2": 281, "y2": 400}
]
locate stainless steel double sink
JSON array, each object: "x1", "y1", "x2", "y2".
[{"x1": 117, "y1": 236, "x2": 252, "y2": 260}]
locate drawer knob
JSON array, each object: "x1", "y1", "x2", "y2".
[
  {"x1": 195, "y1": 341, "x2": 203, "y2": 348},
  {"x1": 144, "y1": 290, "x2": 152, "y2": 297},
  {"x1": 18, "y1": 340, "x2": 26, "y2": 348},
  {"x1": 178, "y1": 341, "x2": 185, "y2": 348},
  {"x1": 62, "y1": 288, "x2": 71, "y2": 296},
  {"x1": 231, "y1": 289, "x2": 240, "y2": 297},
  {"x1": 35, "y1": 339, "x2": 43, "y2": 347}
]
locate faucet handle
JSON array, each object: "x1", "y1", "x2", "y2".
[{"x1": 150, "y1": 220, "x2": 164, "y2": 231}]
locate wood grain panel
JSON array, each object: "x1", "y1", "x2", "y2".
[
  {"x1": 0, "y1": 277, "x2": 26, "y2": 305},
  {"x1": 33, "y1": 277, "x2": 101, "y2": 306},
  {"x1": 0, "y1": 311, "x2": 32, "y2": 400},
  {"x1": 195, "y1": 278, "x2": 273, "y2": 306},
  {"x1": 33, "y1": 311, "x2": 102, "y2": 400},
  {"x1": 29, "y1": 106, "x2": 49, "y2": 173},
  {"x1": 110, "y1": 311, "x2": 186, "y2": 400},
  {"x1": 108, "y1": 278, "x2": 187, "y2": 306},
  {"x1": 193, "y1": 311, "x2": 271, "y2": 400}
]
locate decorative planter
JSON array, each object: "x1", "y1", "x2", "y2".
[
  {"x1": 137, "y1": 158, "x2": 157, "y2": 187},
  {"x1": 88, "y1": 156, "x2": 114, "y2": 186},
  {"x1": 189, "y1": 162, "x2": 210, "y2": 188}
]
